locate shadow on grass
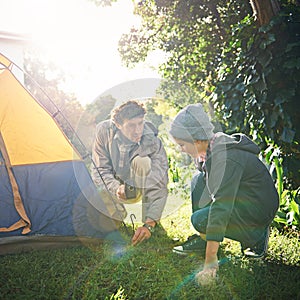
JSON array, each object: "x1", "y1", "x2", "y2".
[
  {"x1": 63, "y1": 227, "x2": 300, "y2": 300},
  {"x1": 0, "y1": 224, "x2": 299, "y2": 300}
]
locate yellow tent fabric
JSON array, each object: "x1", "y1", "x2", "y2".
[
  {"x1": 0, "y1": 53, "x2": 11, "y2": 68},
  {"x1": 0, "y1": 59, "x2": 80, "y2": 166},
  {"x1": 0, "y1": 53, "x2": 118, "y2": 250}
]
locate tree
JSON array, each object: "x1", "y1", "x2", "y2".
[
  {"x1": 85, "y1": 94, "x2": 116, "y2": 124},
  {"x1": 76, "y1": 95, "x2": 117, "y2": 151},
  {"x1": 213, "y1": 1, "x2": 300, "y2": 187},
  {"x1": 90, "y1": 0, "x2": 299, "y2": 187},
  {"x1": 250, "y1": 0, "x2": 281, "y2": 26}
]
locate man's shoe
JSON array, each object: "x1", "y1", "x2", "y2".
[
  {"x1": 243, "y1": 227, "x2": 270, "y2": 259},
  {"x1": 172, "y1": 234, "x2": 206, "y2": 255}
]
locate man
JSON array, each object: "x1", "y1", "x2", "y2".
[
  {"x1": 169, "y1": 103, "x2": 279, "y2": 285},
  {"x1": 91, "y1": 100, "x2": 169, "y2": 245}
]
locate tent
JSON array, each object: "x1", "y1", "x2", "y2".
[{"x1": 0, "y1": 53, "x2": 119, "y2": 254}]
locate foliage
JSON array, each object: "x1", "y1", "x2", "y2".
[
  {"x1": 114, "y1": 0, "x2": 300, "y2": 188},
  {"x1": 144, "y1": 98, "x2": 195, "y2": 192},
  {"x1": 215, "y1": 7, "x2": 300, "y2": 187},
  {"x1": 274, "y1": 188, "x2": 300, "y2": 230},
  {"x1": 144, "y1": 98, "x2": 164, "y2": 129},
  {"x1": 84, "y1": 95, "x2": 117, "y2": 124},
  {"x1": 0, "y1": 197, "x2": 299, "y2": 299},
  {"x1": 265, "y1": 143, "x2": 300, "y2": 231},
  {"x1": 118, "y1": 0, "x2": 251, "y2": 97}
]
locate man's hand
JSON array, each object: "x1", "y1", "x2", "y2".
[
  {"x1": 131, "y1": 225, "x2": 152, "y2": 246},
  {"x1": 131, "y1": 219, "x2": 156, "y2": 246},
  {"x1": 116, "y1": 184, "x2": 126, "y2": 202}
]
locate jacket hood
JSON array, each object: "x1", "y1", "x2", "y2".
[
  {"x1": 212, "y1": 132, "x2": 260, "y2": 155},
  {"x1": 144, "y1": 121, "x2": 158, "y2": 137}
]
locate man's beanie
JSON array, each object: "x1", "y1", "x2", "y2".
[{"x1": 170, "y1": 103, "x2": 214, "y2": 142}]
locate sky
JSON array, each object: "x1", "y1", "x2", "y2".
[{"x1": 0, "y1": 0, "x2": 164, "y2": 105}]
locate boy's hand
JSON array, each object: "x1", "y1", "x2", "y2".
[{"x1": 195, "y1": 266, "x2": 218, "y2": 286}]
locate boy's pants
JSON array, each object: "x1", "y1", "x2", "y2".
[{"x1": 190, "y1": 172, "x2": 268, "y2": 249}]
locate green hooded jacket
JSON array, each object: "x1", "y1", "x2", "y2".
[{"x1": 196, "y1": 132, "x2": 279, "y2": 243}]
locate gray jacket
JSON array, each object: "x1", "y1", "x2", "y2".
[{"x1": 91, "y1": 119, "x2": 169, "y2": 221}]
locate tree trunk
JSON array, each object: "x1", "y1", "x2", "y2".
[{"x1": 249, "y1": 0, "x2": 281, "y2": 26}]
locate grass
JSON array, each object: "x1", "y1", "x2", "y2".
[{"x1": 0, "y1": 198, "x2": 299, "y2": 300}]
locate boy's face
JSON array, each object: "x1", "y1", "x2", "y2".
[
  {"x1": 116, "y1": 116, "x2": 145, "y2": 143},
  {"x1": 174, "y1": 138, "x2": 208, "y2": 159}
]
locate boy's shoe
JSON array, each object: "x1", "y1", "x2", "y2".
[
  {"x1": 172, "y1": 234, "x2": 206, "y2": 255},
  {"x1": 242, "y1": 227, "x2": 270, "y2": 259}
]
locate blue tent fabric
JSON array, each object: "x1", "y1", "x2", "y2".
[{"x1": 0, "y1": 160, "x2": 117, "y2": 238}]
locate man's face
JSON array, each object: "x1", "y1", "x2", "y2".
[{"x1": 116, "y1": 116, "x2": 145, "y2": 143}]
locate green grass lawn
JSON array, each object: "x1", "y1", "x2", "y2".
[{"x1": 0, "y1": 199, "x2": 299, "y2": 300}]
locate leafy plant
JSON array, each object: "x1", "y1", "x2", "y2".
[
  {"x1": 264, "y1": 143, "x2": 300, "y2": 231},
  {"x1": 274, "y1": 188, "x2": 300, "y2": 231},
  {"x1": 215, "y1": 7, "x2": 300, "y2": 187}
]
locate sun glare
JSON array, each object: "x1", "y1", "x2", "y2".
[{"x1": 1, "y1": 0, "x2": 162, "y2": 105}]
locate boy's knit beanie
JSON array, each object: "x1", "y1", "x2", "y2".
[{"x1": 170, "y1": 103, "x2": 214, "y2": 142}]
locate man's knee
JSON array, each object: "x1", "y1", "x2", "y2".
[{"x1": 131, "y1": 155, "x2": 151, "y2": 177}]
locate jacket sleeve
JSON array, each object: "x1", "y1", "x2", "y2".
[
  {"x1": 91, "y1": 124, "x2": 120, "y2": 195},
  {"x1": 143, "y1": 138, "x2": 169, "y2": 222},
  {"x1": 205, "y1": 158, "x2": 244, "y2": 242}
]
